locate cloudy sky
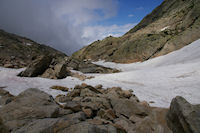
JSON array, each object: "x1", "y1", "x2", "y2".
[{"x1": 0, "y1": 0, "x2": 163, "y2": 55}]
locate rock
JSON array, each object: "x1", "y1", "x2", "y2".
[
  {"x1": 97, "y1": 109, "x2": 116, "y2": 121},
  {"x1": 81, "y1": 97, "x2": 111, "y2": 111},
  {"x1": 135, "y1": 116, "x2": 163, "y2": 133},
  {"x1": 0, "y1": 88, "x2": 64, "y2": 131},
  {"x1": 95, "y1": 84, "x2": 103, "y2": 90},
  {"x1": 18, "y1": 55, "x2": 52, "y2": 77},
  {"x1": 129, "y1": 115, "x2": 142, "y2": 124},
  {"x1": 14, "y1": 112, "x2": 86, "y2": 133},
  {"x1": 0, "y1": 118, "x2": 9, "y2": 133},
  {"x1": 139, "y1": 101, "x2": 150, "y2": 107},
  {"x1": 121, "y1": 90, "x2": 132, "y2": 98},
  {"x1": 67, "y1": 89, "x2": 81, "y2": 97},
  {"x1": 59, "y1": 121, "x2": 122, "y2": 133},
  {"x1": 80, "y1": 88, "x2": 97, "y2": 97},
  {"x1": 82, "y1": 107, "x2": 93, "y2": 118},
  {"x1": 54, "y1": 63, "x2": 69, "y2": 79},
  {"x1": 129, "y1": 95, "x2": 140, "y2": 102},
  {"x1": 114, "y1": 118, "x2": 136, "y2": 132},
  {"x1": 66, "y1": 58, "x2": 119, "y2": 74},
  {"x1": 3, "y1": 63, "x2": 14, "y2": 68},
  {"x1": 72, "y1": 97, "x2": 83, "y2": 102},
  {"x1": 55, "y1": 95, "x2": 71, "y2": 103},
  {"x1": 51, "y1": 85, "x2": 69, "y2": 92},
  {"x1": 63, "y1": 101, "x2": 82, "y2": 112},
  {"x1": 0, "y1": 88, "x2": 14, "y2": 106},
  {"x1": 110, "y1": 98, "x2": 149, "y2": 118},
  {"x1": 167, "y1": 96, "x2": 200, "y2": 133},
  {"x1": 81, "y1": 83, "x2": 102, "y2": 94}
]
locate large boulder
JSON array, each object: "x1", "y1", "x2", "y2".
[
  {"x1": 42, "y1": 61, "x2": 70, "y2": 79},
  {"x1": 66, "y1": 58, "x2": 119, "y2": 74},
  {"x1": 14, "y1": 112, "x2": 87, "y2": 133},
  {"x1": 59, "y1": 121, "x2": 125, "y2": 133},
  {"x1": 0, "y1": 88, "x2": 14, "y2": 106},
  {"x1": 18, "y1": 55, "x2": 52, "y2": 77},
  {"x1": 167, "y1": 96, "x2": 200, "y2": 133},
  {"x1": 110, "y1": 98, "x2": 149, "y2": 118},
  {"x1": 0, "y1": 88, "x2": 70, "y2": 131}
]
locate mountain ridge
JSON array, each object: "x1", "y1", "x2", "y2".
[{"x1": 72, "y1": 0, "x2": 200, "y2": 63}]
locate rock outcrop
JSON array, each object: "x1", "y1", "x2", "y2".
[
  {"x1": 18, "y1": 56, "x2": 119, "y2": 79},
  {"x1": 167, "y1": 96, "x2": 200, "y2": 133},
  {"x1": 73, "y1": 0, "x2": 200, "y2": 63},
  {"x1": 0, "y1": 85, "x2": 172, "y2": 133}
]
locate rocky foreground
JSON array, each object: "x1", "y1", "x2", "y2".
[{"x1": 0, "y1": 84, "x2": 199, "y2": 133}]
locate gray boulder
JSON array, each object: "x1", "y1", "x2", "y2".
[
  {"x1": 18, "y1": 55, "x2": 52, "y2": 77},
  {"x1": 110, "y1": 98, "x2": 149, "y2": 118},
  {"x1": 59, "y1": 121, "x2": 125, "y2": 133},
  {"x1": 0, "y1": 88, "x2": 69, "y2": 131},
  {"x1": 167, "y1": 96, "x2": 200, "y2": 133}
]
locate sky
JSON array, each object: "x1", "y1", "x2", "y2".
[{"x1": 0, "y1": 0, "x2": 163, "y2": 55}]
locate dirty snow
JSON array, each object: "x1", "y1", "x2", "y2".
[{"x1": 0, "y1": 39, "x2": 200, "y2": 108}]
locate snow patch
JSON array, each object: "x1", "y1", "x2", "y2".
[
  {"x1": 161, "y1": 26, "x2": 170, "y2": 31},
  {"x1": 25, "y1": 43, "x2": 32, "y2": 46},
  {"x1": 0, "y1": 39, "x2": 200, "y2": 108}
]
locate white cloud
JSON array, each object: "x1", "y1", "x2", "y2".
[
  {"x1": 128, "y1": 14, "x2": 134, "y2": 17},
  {"x1": 0, "y1": 0, "x2": 136, "y2": 55},
  {"x1": 81, "y1": 23, "x2": 137, "y2": 45},
  {"x1": 0, "y1": 0, "x2": 118, "y2": 55}
]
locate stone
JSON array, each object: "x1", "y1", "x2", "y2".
[
  {"x1": 81, "y1": 97, "x2": 111, "y2": 111},
  {"x1": 167, "y1": 96, "x2": 200, "y2": 133},
  {"x1": 3, "y1": 63, "x2": 14, "y2": 68},
  {"x1": 95, "y1": 84, "x2": 103, "y2": 90},
  {"x1": 67, "y1": 89, "x2": 81, "y2": 97},
  {"x1": 54, "y1": 63, "x2": 69, "y2": 79},
  {"x1": 51, "y1": 85, "x2": 69, "y2": 92},
  {"x1": 63, "y1": 101, "x2": 82, "y2": 112},
  {"x1": 55, "y1": 95, "x2": 71, "y2": 103},
  {"x1": 0, "y1": 118, "x2": 9, "y2": 133},
  {"x1": 129, "y1": 115, "x2": 142, "y2": 123},
  {"x1": 18, "y1": 55, "x2": 52, "y2": 77},
  {"x1": 97, "y1": 109, "x2": 116, "y2": 121},
  {"x1": 81, "y1": 83, "x2": 102, "y2": 94},
  {"x1": 114, "y1": 118, "x2": 136, "y2": 133},
  {"x1": 0, "y1": 88, "x2": 62, "y2": 131},
  {"x1": 82, "y1": 107, "x2": 93, "y2": 118},
  {"x1": 13, "y1": 112, "x2": 86, "y2": 133},
  {"x1": 110, "y1": 98, "x2": 149, "y2": 118},
  {"x1": 59, "y1": 121, "x2": 121, "y2": 133},
  {"x1": 80, "y1": 88, "x2": 97, "y2": 97}
]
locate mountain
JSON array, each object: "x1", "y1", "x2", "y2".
[
  {"x1": 0, "y1": 29, "x2": 118, "y2": 80},
  {"x1": 72, "y1": 0, "x2": 200, "y2": 63},
  {"x1": 0, "y1": 29, "x2": 66, "y2": 68}
]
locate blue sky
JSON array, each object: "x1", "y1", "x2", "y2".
[
  {"x1": 0, "y1": 0, "x2": 164, "y2": 55},
  {"x1": 96, "y1": 0, "x2": 163, "y2": 26}
]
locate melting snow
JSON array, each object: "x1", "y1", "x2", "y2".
[{"x1": 0, "y1": 39, "x2": 200, "y2": 108}]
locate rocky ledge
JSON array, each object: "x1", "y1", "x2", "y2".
[{"x1": 0, "y1": 84, "x2": 199, "y2": 133}]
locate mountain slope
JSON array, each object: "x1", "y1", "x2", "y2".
[
  {"x1": 73, "y1": 0, "x2": 200, "y2": 63},
  {"x1": 0, "y1": 29, "x2": 67, "y2": 68}
]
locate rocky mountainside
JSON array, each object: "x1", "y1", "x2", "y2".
[
  {"x1": 0, "y1": 29, "x2": 66, "y2": 68},
  {"x1": 73, "y1": 0, "x2": 200, "y2": 63}
]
